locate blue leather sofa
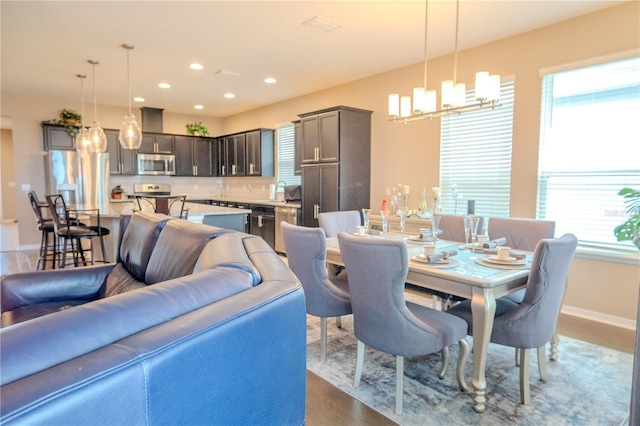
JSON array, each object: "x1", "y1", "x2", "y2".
[{"x1": 0, "y1": 212, "x2": 306, "y2": 425}]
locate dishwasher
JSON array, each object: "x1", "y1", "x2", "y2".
[{"x1": 275, "y1": 205, "x2": 298, "y2": 254}]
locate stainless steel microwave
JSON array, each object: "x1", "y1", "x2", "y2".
[{"x1": 137, "y1": 153, "x2": 176, "y2": 176}]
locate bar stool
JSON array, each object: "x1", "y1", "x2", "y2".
[
  {"x1": 45, "y1": 194, "x2": 110, "y2": 267},
  {"x1": 27, "y1": 191, "x2": 56, "y2": 269},
  {"x1": 135, "y1": 194, "x2": 189, "y2": 219}
]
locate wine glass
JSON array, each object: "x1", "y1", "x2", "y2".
[
  {"x1": 431, "y1": 213, "x2": 441, "y2": 243},
  {"x1": 463, "y1": 215, "x2": 471, "y2": 249},
  {"x1": 398, "y1": 208, "x2": 406, "y2": 234},
  {"x1": 380, "y1": 210, "x2": 390, "y2": 234},
  {"x1": 469, "y1": 216, "x2": 481, "y2": 251},
  {"x1": 362, "y1": 208, "x2": 371, "y2": 234}
]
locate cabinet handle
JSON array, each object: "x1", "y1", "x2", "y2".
[
  {"x1": 222, "y1": 165, "x2": 226, "y2": 175},
  {"x1": 193, "y1": 165, "x2": 197, "y2": 176},
  {"x1": 314, "y1": 147, "x2": 319, "y2": 162},
  {"x1": 232, "y1": 164, "x2": 237, "y2": 175},
  {"x1": 249, "y1": 163, "x2": 254, "y2": 174},
  {"x1": 258, "y1": 215, "x2": 264, "y2": 227}
]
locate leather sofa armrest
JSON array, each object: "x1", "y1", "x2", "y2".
[{"x1": 1, "y1": 264, "x2": 116, "y2": 312}]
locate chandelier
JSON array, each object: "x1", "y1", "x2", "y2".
[
  {"x1": 75, "y1": 74, "x2": 93, "y2": 153},
  {"x1": 86, "y1": 59, "x2": 108, "y2": 152},
  {"x1": 388, "y1": 0, "x2": 501, "y2": 123},
  {"x1": 118, "y1": 44, "x2": 142, "y2": 150}
]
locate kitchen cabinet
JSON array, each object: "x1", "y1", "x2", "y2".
[
  {"x1": 298, "y1": 106, "x2": 372, "y2": 227},
  {"x1": 42, "y1": 124, "x2": 75, "y2": 150},
  {"x1": 217, "y1": 133, "x2": 246, "y2": 176},
  {"x1": 293, "y1": 120, "x2": 301, "y2": 175},
  {"x1": 174, "y1": 136, "x2": 215, "y2": 177},
  {"x1": 245, "y1": 129, "x2": 274, "y2": 177},
  {"x1": 139, "y1": 133, "x2": 174, "y2": 154},
  {"x1": 106, "y1": 130, "x2": 136, "y2": 175}
]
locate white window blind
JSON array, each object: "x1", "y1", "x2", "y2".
[
  {"x1": 537, "y1": 56, "x2": 640, "y2": 247},
  {"x1": 276, "y1": 124, "x2": 301, "y2": 185},
  {"x1": 439, "y1": 81, "x2": 515, "y2": 218}
]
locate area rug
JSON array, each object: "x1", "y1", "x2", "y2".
[{"x1": 306, "y1": 297, "x2": 633, "y2": 425}]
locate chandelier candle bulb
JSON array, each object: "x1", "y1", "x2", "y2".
[
  {"x1": 441, "y1": 80, "x2": 455, "y2": 109},
  {"x1": 454, "y1": 83, "x2": 466, "y2": 107},
  {"x1": 388, "y1": 94, "x2": 400, "y2": 116},
  {"x1": 400, "y1": 96, "x2": 412, "y2": 117},
  {"x1": 413, "y1": 87, "x2": 425, "y2": 113},
  {"x1": 488, "y1": 75, "x2": 501, "y2": 102}
]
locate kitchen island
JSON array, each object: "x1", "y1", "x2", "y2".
[{"x1": 79, "y1": 201, "x2": 251, "y2": 263}]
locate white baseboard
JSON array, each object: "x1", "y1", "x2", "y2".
[
  {"x1": 17, "y1": 244, "x2": 40, "y2": 251},
  {"x1": 561, "y1": 305, "x2": 637, "y2": 331}
]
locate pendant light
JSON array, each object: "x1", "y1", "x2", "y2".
[
  {"x1": 87, "y1": 59, "x2": 108, "y2": 153},
  {"x1": 388, "y1": 0, "x2": 501, "y2": 123},
  {"x1": 75, "y1": 74, "x2": 93, "y2": 153},
  {"x1": 118, "y1": 44, "x2": 142, "y2": 150}
]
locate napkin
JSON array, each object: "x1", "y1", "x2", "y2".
[
  {"x1": 483, "y1": 237, "x2": 507, "y2": 249},
  {"x1": 426, "y1": 250, "x2": 457, "y2": 263},
  {"x1": 417, "y1": 229, "x2": 443, "y2": 239}
]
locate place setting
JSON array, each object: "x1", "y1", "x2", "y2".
[
  {"x1": 475, "y1": 245, "x2": 530, "y2": 270},
  {"x1": 411, "y1": 245, "x2": 460, "y2": 269}
]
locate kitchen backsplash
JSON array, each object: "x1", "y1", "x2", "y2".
[{"x1": 110, "y1": 175, "x2": 277, "y2": 201}]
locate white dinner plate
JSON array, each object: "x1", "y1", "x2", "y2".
[
  {"x1": 407, "y1": 236, "x2": 436, "y2": 244},
  {"x1": 411, "y1": 255, "x2": 460, "y2": 269},
  {"x1": 483, "y1": 255, "x2": 526, "y2": 265},
  {"x1": 475, "y1": 258, "x2": 529, "y2": 270}
]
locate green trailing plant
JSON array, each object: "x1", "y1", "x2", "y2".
[
  {"x1": 42, "y1": 109, "x2": 83, "y2": 138},
  {"x1": 613, "y1": 187, "x2": 640, "y2": 249},
  {"x1": 60, "y1": 109, "x2": 82, "y2": 123},
  {"x1": 185, "y1": 122, "x2": 209, "y2": 136}
]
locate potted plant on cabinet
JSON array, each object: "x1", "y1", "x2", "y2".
[
  {"x1": 60, "y1": 109, "x2": 82, "y2": 126},
  {"x1": 185, "y1": 122, "x2": 209, "y2": 137}
]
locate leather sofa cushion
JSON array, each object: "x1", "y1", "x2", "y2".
[
  {"x1": 119, "y1": 212, "x2": 172, "y2": 282},
  {"x1": 194, "y1": 233, "x2": 262, "y2": 286},
  {"x1": 242, "y1": 235, "x2": 299, "y2": 285},
  {"x1": 98, "y1": 263, "x2": 146, "y2": 298},
  {"x1": 1, "y1": 300, "x2": 88, "y2": 328},
  {"x1": 145, "y1": 221, "x2": 228, "y2": 284}
]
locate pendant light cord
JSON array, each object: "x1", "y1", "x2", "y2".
[
  {"x1": 453, "y1": 0, "x2": 460, "y2": 84},
  {"x1": 126, "y1": 46, "x2": 132, "y2": 115},
  {"x1": 422, "y1": 0, "x2": 428, "y2": 90},
  {"x1": 88, "y1": 60, "x2": 99, "y2": 122},
  {"x1": 77, "y1": 74, "x2": 86, "y2": 128}
]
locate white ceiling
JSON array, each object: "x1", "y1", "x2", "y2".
[{"x1": 1, "y1": 0, "x2": 627, "y2": 118}]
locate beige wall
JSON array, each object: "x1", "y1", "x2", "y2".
[
  {"x1": 1, "y1": 128, "x2": 17, "y2": 221},
  {"x1": 2, "y1": 3, "x2": 638, "y2": 325}
]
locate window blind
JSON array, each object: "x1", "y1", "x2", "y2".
[
  {"x1": 536, "y1": 56, "x2": 640, "y2": 247},
  {"x1": 439, "y1": 81, "x2": 515, "y2": 218},
  {"x1": 276, "y1": 124, "x2": 301, "y2": 185}
]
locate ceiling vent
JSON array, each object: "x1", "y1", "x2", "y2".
[{"x1": 301, "y1": 16, "x2": 342, "y2": 32}]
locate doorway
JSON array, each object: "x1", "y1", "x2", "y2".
[{"x1": 1, "y1": 118, "x2": 19, "y2": 251}]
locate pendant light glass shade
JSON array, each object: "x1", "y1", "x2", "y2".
[
  {"x1": 119, "y1": 44, "x2": 142, "y2": 149},
  {"x1": 75, "y1": 74, "x2": 94, "y2": 153},
  {"x1": 87, "y1": 60, "x2": 107, "y2": 153}
]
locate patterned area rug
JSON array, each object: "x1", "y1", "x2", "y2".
[{"x1": 306, "y1": 297, "x2": 632, "y2": 425}]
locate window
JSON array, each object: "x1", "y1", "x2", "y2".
[
  {"x1": 439, "y1": 81, "x2": 515, "y2": 218},
  {"x1": 537, "y1": 56, "x2": 640, "y2": 247},
  {"x1": 276, "y1": 123, "x2": 301, "y2": 186}
]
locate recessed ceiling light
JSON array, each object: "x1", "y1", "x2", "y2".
[
  {"x1": 158, "y1": 82, "x2": 171, "y2": 89},
  {"x1": 264, "y1": 77, "x2": 277, "y2": 84},
  {"x1": 224, "y1": 93, "x2": 235, "y2": 99},
  {"x1": 134, "y1": 97, "x2": 145, "y2": 102},
  {"x1": 190, "y1": 63, "x2": 204, "y2": 70},
  {"x1": 194, "y1": 105, "x2": 204, "y2": 110}
]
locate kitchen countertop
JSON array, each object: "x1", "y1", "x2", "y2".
[
  {"x1": 79, "y1": 201, "x2": 251, "y2": 219},
  {"x1": 199, "y1": 197, "x2": 301, "y2": 209}
]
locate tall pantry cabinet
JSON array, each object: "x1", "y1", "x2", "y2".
[{"x1": 297, "y1": 106, "x2": 372, "y2": 227}]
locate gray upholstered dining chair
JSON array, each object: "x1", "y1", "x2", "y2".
[
  {"x1": 448, "y1": 233, "x2": 578, "y2": 406},
  {"x1": 438, "y1": 214, "x2": 484, "y2": 243},
  {"x1": 318, "y1": 210, "x2": 361, "y2": 237},
  {"x1": 318, "y1": 210, "x2": 361, "y2": 278},
  {"x1": 337, "y1": 232, "x2": 470, "y2": 416},
  {"x1": 281, "y1": 222, "x2": 352, "y2": 364}
]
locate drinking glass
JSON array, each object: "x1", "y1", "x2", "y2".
[
  {"x1": 398, "y1": 208, "x2": 406, "y2": 233},
  {"x1": 431, "y1": 214, "x2": 441, "y2": 243},
  {"x1": 469, "y1": 216, "x2": 481, "y2": 251},
  {"x1": 362, "y1": 208, "x2": 371, "y2": 234},
  {"x1": 463, "y1": 215, "x2": 471, "y2": 249},
  {"x1": 380, "y1": 210, "x2": 390, "y2": 234}
]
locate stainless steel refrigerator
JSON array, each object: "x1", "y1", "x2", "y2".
[{"x1": 44, "y1": 151, "x2": 110, "y2": 208}]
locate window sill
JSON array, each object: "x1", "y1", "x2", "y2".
[{"x1": 575, "y1": 243, "x2": 639, "y2": 265}]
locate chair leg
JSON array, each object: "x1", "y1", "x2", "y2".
[
  {"x1": 519, "y1": 348, "x2": 531, "y2": 405},
  {"x1": 438, "y1": 346, "x2": 449, "y2": 379},
  {"x1": 396, "y1": 355, "x2": 404, "y2": 416},
  {"x1": 457, "y1": 338, "x2": 471, "y2": 392},
  {"x1": 550, "y1": 333, "x2": 560, "y2": 361},
  {"x1": 354, "y1": 340, "x2": 365, "y2": 388},
  {"x1": 336, "y1": 316, "x2": 342, "y2": 329},
  {"x1": 537, "y1": 346, "x2": 548, "y2": 382},
  {"x1": 320, "y1": 317, "x2": 328, "y2": 364}
]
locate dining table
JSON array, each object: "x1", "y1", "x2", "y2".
[{"x1": 324, "y1": 232, "x2": 532, "y2": 413}]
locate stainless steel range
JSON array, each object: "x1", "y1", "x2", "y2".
[{"x1": 133, "y1": 183, "x2": 171, "y2": 196}]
